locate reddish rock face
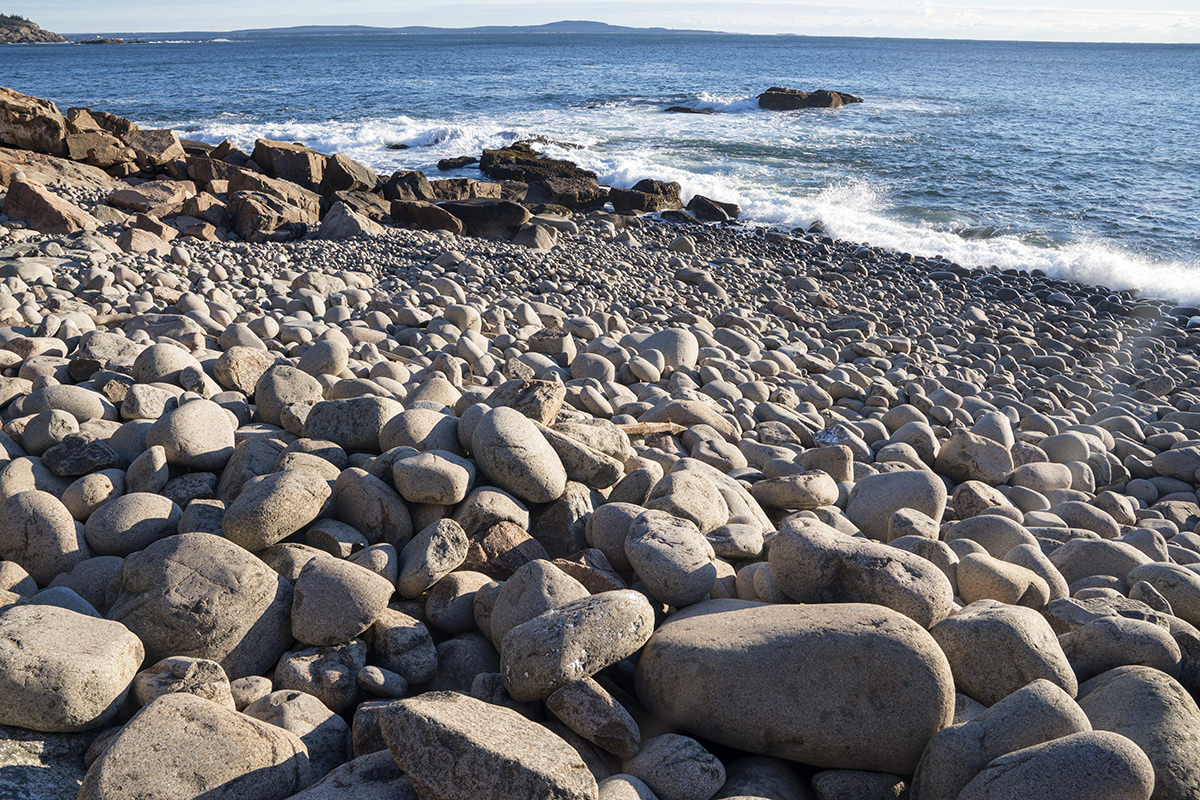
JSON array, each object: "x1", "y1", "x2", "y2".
[
  {"x1": 0, "y1": 87, "x2": 67, "y2": 156},
  {"x1": 2, "y1": 177, "x2": 98, "y2": 234}
]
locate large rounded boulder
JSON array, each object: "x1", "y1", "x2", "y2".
[
  {"x1": 107, "y1": 532, "x2": 293, "y2": 679},
  {"x1": 635, "y1": 599, "x2": 955, "y2": 774}
]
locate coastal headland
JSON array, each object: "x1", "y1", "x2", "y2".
[{"x1": 0, "y1": 84, "x2": 1199, "y2": 800}]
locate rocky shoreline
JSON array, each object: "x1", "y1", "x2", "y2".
[
  {"x1": 0, "y1": 15, "x2": 67, "y2": 44},
  {"x1": 2, "y1": 85, "x2": 1200, "y2": 800}
]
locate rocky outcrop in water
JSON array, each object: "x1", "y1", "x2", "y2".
[{"x1": 758, "y1": 86, "x2": 864, "y2": 110}]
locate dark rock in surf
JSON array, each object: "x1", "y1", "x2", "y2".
[
  {"x1": 438, "y1": 156, "x2": 478, "y2": 171},
  {"x1": 439, "y1": 198, "x2": 531, "y2": 240},
  {"x1": 479, "y1": 142, "x2": 596, "y2": 184},
  {"x1": 609, "y1": 179, "x2": 683, "y2": 215},
  {"x1": 687, "y1": 195, "x2": 741, "y2": 222},
  {"x1": 758, "y1": 87, "x2": 864, "y2": 111}
]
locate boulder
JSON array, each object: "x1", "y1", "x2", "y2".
[
  {"x1": 624, "y1": 734, "x2": 724, "y2": 800},
  {"x1": 440, "y1": 198, "x2": 532, "y2": 239},
  {"x1": 320, "y1": 153, "x2": 379, "y2": 195},
  {"x1": 624, "y1": 509, "x2": 716, "y2": 607},
  {"x1": 244, "y1": 689, "x2": 350, "y2": 782},
  {"x1": 935, "y1": 429, "x2": 1014, "y2": 485},
  {"x1": 479, "y1": 142, "x2": 597, "y2": 183},
  {"x1": 145, "y1": 398, "x2": 235, "y2": 471},
  {"x1": 286, "y1": 752, "x2": 415, "y2": 800},
  {"x1": 292, "y1": 554, "x2": 395, "y2": 646},
  {"x1": 251, "y1": 138, "x2": 326, "y2": 191},
  {"x1": 0, "y1": 604, "x2": 143, "y2": 732},
  {"x1": 954, "y1": 731, "x2": 1154, "y2": 800},
  {"x1": 131, "y1": 656, "x2": 236, "y2": 710},
  {"x1": 769, "y1": 515, "x2": 954, "y2": 627},
  {"x1": 757, "y1": 87, "x2": 864, "y2": 110},
  {"x1": 636, "y1": 599, "x2": 954, "y2": 774},
  {"x1": 223, "y1": 468, "x2": 332, "y2": 552},
  {"x1": 845, "y1": 468, "x2": 947, "y2": 540},
  {"x1": 910, "y1": 679, "x2": 1093, "y2": 800},
  {"x1": 315, "y1": 201, "x2": 383, "y2": 240},
  {"x1": 79, "y1": 692, "x2": 309, "y2": 800},
  {"x1": 2, "y1": 178, "x2": 97, "y2": 234},
  {"x1": 0, "y1": 490, "x2": 91, "y2": 585},
  {"x1": 122, "y1": 127, "x2": 185, "y2": 169},
  {"x1": 1077, "y1": 666, "x2": 1200, "y2": 800},
  {"x1": 472, "y1": 406, "x2": 567, "y2": 504},
  {"x1": 0, "y1": 87, "x2": 66, "y2": 155},
  {"x1": 501, "y1": 590, "x2": 656, "y2": 702},
  {"x1": 382, "y1": 170, "x2": 436, "y2": 202},
  {"x1": 609, "y1": 179, "x2": 683, "y2": 215},
  {"x1": 929, "y1": 600, "x2": 1077, "y2": 705},
  {"x1": 686, "y1": 194, "x2": 740, "y2": 221},
  {"x1": 227, "y1": 190, "x2": 316, "y2": 242},
  {"x1": 380, "y1": 691, "x2": 599, "y2": 800},
  {"x1": 108, "y1": 179, "x2": 195, "y2": 214},
  {"x1": 389, "y1": 199, "x2": 464, "y2": 234},
  {"x1": 107, "y1": 533, "x2": 293, "y2": 679}
]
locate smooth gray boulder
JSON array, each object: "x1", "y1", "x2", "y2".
[
  {"x1": 1077, "y1": 665, "x2": 1200, "y2": 800},
  {"x1": 0, "y1": 604, "x2": 143, "y2": 732},
  {"x1": 0, "y1": 490, "x2": 91, "y2": 584},
  {"x1": 954, "y1": 730, "x2": 1153, "y2": 800},
  {"x1": 929, "y1": 600, "x2": 1077, "y2": 704},
  {"x1": 223, "y1": 468, "x2": 332, "y2": 552},
  {"x1": 846, "y1": 469, "x2": 947, "y2": 541},
  {"x1": 471, "y1": 406, "x2": 567, "y2": 504},
  {"x1": 910, "y1": 679, "x2": 1092, "y2": 800},
  {"x1": 636, "y1": 599, "x2": 954, "y2": 774},
  {"x1": 501, "y1": 590, "x2": 656, "y2": 702},
  {"x1": 769, "y1": 516, "x2": 954, "y2": 628}
]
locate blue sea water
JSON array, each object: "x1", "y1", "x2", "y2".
[{"x1": 4, "y1": 32, "x2": 1199, "y2": 299}]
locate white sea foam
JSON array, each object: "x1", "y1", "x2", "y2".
[
  {"x1": 690, "y1": 92, "x2": 764, "y2": 113},
  {"x1": 178, "y1": 111, "x2": 1199, "y2": 305}
]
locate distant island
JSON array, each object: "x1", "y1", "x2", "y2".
[
  {"x1": 0, "y1": 12, "x2": 67, "y2": 43},
  {"x1": 62, "y1": 20, "x2": 719, "y2": 41}
]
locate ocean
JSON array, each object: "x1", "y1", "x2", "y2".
[{"x1": 4, "y1": 32, "x2": 1199, "y2": 300}]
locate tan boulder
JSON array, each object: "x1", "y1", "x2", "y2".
[
  {"x1": 65, "y1": 130, "x2": 135, "y2": 168},
  {"x1": 229, "y1": 168, "x2": 321, "y2": 216},
  {"x1": 0, "y1": 87, "x2": 66, "y2": 155},
  {"x1": 0, "y1": 145, "x2": 117, "y2": 192},
  {"x1": 123, "y1": 127, "x2": 185, "y2": 168},
  {"x1": 79, "y1": 692, "x2": 310, "y2": 800},
  {"x1": 107, "y1": 179, "x2": 196, "y2": 215},
  {"x1": 228, "y1": 191, "x2": 318, "y2": 242},
  {"x1": 251, "y1": 138, "x2": 327, "y2": 191},
  {"x1": 2, "y1": 177, "x2": 98, "y2": 234}
]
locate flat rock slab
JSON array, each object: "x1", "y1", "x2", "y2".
[{"x1": 380, "y1": 691, "x2": 598, "y2": 800}]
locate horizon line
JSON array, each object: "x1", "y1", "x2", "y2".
[{"x1": 36, "y1": 19, "x2": 1200, "y2": 47}]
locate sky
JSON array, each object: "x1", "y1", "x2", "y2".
[{"x1": 19, "y1": 0, "x2": 1200, "y2": 43}]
